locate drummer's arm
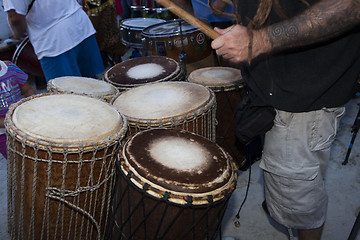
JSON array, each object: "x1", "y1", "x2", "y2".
[
  {"x1": 6, "y1": 9, "x2": 27, "y2": 39},
  {"x1": 20, "y1": 82, "x2": 36, "y2": 97}
]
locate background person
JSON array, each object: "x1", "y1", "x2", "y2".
[{"x1": 3, "y1": 0, "x2": 104, "y2": 82}]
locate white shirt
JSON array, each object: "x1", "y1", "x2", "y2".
[{"x1": 3, "y1": 0, "x2": 96, "y2": 59}]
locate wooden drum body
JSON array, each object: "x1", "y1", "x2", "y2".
[
  {"x1": 188, "y1": 67, "x2": 247, "y2": 167},
  {"x1": 142, "y1": 20, "x2": 211, "y2": 63},
  {"x1": 112, "y1": 81, "x2": 216, "y2": 141},
  {"x1": 6, "y1": 93, "x2": 128, "y2": 240},
  {"x1": 47, "y1": 76, "x2": 119, "y2": 103},
  {"x1": 107, "y1": 128, "x2": 238, "y2": 240},
  {"x1": 104, "y1": 56, "x2": 185, "y2": 91}
]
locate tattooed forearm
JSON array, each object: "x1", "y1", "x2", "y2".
[{"x1": 265, "y1": 0, "x2": 360, "y2": 50}]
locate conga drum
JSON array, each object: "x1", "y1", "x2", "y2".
[
  {"x1": 47, "y1": 76, "x2": 119, "y2": 102},
  {"x1": 104, "y1": 56, "x2": 185, "y2": 91},
  {"x1": 142, "y1": 19, "x2": 211, "y2": 63},
  {"x1": 111, "y1": 81, "x2": 216, "y2": 141},
  {"x1": 119, "y1": 18, "x2": 166, "y2": 48},
  {"x1": 6, "y1": 93, "x2": 128, "y2": 240},
  {"x1": 188, "y1": 67, "x2": 247, "y2": 167},
  {"x1": 107, "y1": 128, "x2": 238, "y2": 240}
]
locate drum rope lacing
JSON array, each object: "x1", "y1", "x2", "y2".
[
  {"x1": 7, "y1": 137, "x2": 119, "y2": 240},
  {"x1": 5, "y1": 93, "x2": 128, "y2": 240},
  {"x1": 109, "y1": 155, "x2": 238, "y2": 239}
]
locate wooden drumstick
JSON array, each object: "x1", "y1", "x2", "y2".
[{"x1": 156, "y1": 0, "x2": 221, "y2": 40}]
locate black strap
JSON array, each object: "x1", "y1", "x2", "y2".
[{"x1": 27, "y1": 0, "x2": 35, "y2": 14}]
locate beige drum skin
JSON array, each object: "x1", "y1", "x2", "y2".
[
  {"x1": 47, "y1": 76, "x2": 119, "y2": 103},
  {"x1": 112, "y1": 81, "x2": 216, "y2": 141}
]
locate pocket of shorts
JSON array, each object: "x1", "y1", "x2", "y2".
[
  {"x1": 273, "y1": 109, "x2": 294, "y2": 127},
  {"x1": 309, "y1": 107, "x2": 345, "y2": 151}
]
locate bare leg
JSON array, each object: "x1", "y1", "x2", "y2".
[{"x1": 298, "y1": 225, "x2": 324, "y2": 240}]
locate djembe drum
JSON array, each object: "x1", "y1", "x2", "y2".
[
  {"x1": 104, "y1": 56, "x2": 185, "y2": 91},
  {"x1": 111, "y1": 81, "x2": 216, "y2": 141},
  {"x1": 188, "y1": 67, "x2": 247, "y2": 167},
  {"x1": 107, "y1": 128, "x2": 238, "y2": 240},
  {"x1": 6, "y1": 93, "x2": 128, "y2": 240},
  {"x1": 47, "y1": 76, "x2": 119, "y2": 102}
]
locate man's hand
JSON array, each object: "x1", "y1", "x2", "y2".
[
  {"x1": 6, "y1": 9, "x2": 27, "y2": 39},
  {"x1": 211, "y1": 25, "x2": 270, "y2": 63}
]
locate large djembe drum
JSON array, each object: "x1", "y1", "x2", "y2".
[
  {"x1": 47, "y1": 76, "x2": 119, "y2": 103},
  {"x1": 111, "y1": 81, "x2": 216, "y2": 141},
  {"x1": 6, "y1": 93, "x2": 128, "y2": 240},
  {"x1": 104, "y1": 56, "x2": 185, "y2": 91},
  {"x1": 188, "y1": 67, "x2": 247, "y2": 167},
  {"x1": 107, "y1": 128, "x2": 238, "y2": 240}
]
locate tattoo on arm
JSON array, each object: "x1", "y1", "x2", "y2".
[{"x1": 266, "y1": 0, "x2": 360, "y2": 50}]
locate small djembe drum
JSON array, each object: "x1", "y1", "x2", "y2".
[
  {"x1": 104, "y1": 56, "x2": 185, "y2": 91},
  {"x1": 6, "y1": 93, "x2": 128, "y2": 240},
  {"x1": 111, "y1": 81, "x2": 216, "y2": 141},
  {"x1": 188, "y1": 67, "x2": 247, "y2": 167},
  {"x1": 47, "y1": 76, "x2": 119, "y2": 103},
  {"x1": 107, "y1": 128, "x2": 238, "y2": 240}
]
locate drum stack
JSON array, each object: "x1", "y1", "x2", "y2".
[{"x1": 3, "y1": 1, "x2": 245, "y2": 239}]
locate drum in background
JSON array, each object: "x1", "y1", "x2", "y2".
[
  {"x1": 142, "y1": 19, "x2": 211, "y2": 63},
  {"x1": 143, "y1": 0, "x2": 174, "y2": 20},
  {"x1": 112, "y1": 81, "x2": 216, "y2": 141},
  {"x1": 12, "y1": 36, "x2": 44, "y2": 77},
  {"x1": 107, "y1": 128, "x2": 238, "y2": 240},
  {"x1": 47, "y1": 76, "x2": 119, "y2": 102},
  {"x1": 120, "y1": 18, "x2": 166, "y2": 49},
  {"x1": 6, "y1": 93, "x2": 128, "y2": 240},
  {"x1": 130, "y1": 0, "x2": 146, "y2": 17},
  {"x1": 104, "y1": 56, "x2": 185, "y2": 91},
  {"x1": 188, "y1": 67, "x2": 247, "y2": 167}
]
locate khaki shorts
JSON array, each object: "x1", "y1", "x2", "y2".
[{"x1": 260, "y1": 107, "x2": 345, "y2": 229}]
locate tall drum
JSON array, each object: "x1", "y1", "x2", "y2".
[
  {"x1": 112, "y1": 81, "x2": 216, "y2": 141},
  {"x1": 188, "y1": 67, "x2": 247, "y2": 167},
  {"x1": 47, "y1": 76, "x2": 119, "y2": 102},
  {"x1": 104, "y1": 56, "x2": 184, "y2": 91},
  {"x1": 6, "y1": 93, "x2": 128, "y2": 240},
  {"x1": 107, "y1": 128, "x2": 238, "y2": 240},
  {"x1": 142, "y1": 19, "x2": 211, "y2": 63}
]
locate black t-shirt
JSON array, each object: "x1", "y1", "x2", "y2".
[{"x1": 238, "y1": 0, "x2": 360, "y2": 112}]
